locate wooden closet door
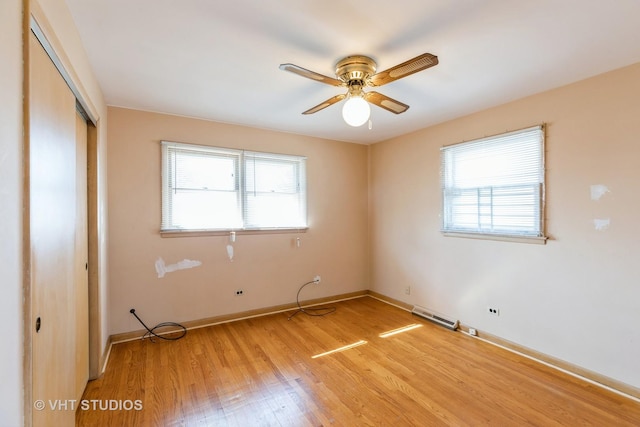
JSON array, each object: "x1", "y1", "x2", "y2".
[
  {"x1": 75, "y1": 112, "x2": 89, "y2": 402},
  {"x1": 29, "y1": 30, "x2": 86, "y2": 426}
]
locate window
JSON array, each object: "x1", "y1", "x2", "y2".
[
  {"x1": 161, "y1": 141, "x2": 307, "y2": 232},
  {"x1": 440, "y1": 125, "x2": 545, "y2": 241}
]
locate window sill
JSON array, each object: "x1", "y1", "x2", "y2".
[
  {"x1": 160, "y1": 227, "x2": 309, "y2": 238},
  {"x1": 441, "y1": 231, "x2": 547, "y2": 245}
]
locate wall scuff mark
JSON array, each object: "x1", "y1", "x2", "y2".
[
  {"x1": 593, "y1": 218, "x2": 611, "y2": 231},
  {"x1": 155, "y1": 257, "x2": 202, "y2": 278},
  {"x1": 590, "y1": 184, "x2": 610, "y2": 201},
  {"x1": 227, "y1": 232, "x2": 235, "y2": 261}
]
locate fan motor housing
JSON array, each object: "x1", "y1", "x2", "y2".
[{"x1": 335, "y1": 55, "x2": 377, "y2": 83}]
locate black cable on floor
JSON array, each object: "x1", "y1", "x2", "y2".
[
  {"x1": 129, "y1": 309, "x2": 187, "y2": 342},
  {"x1": 287, "y1": 280, "x2": 336, "y2": 320}
]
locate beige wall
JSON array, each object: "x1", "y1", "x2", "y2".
[
  {"x1": 370, "y1": 62, "x2": 640, "y2": 389},
  {"x1": 0, "y1": 0, "x2": 23, "y2": 424},
  {"x1": 107, "y1": 107, "x2": 369, "y2": 335}
]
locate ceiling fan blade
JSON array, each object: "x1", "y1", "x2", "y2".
[
  {"x1": 368, "y1": 53, "x2": 438, "y2": 87},
  {"x1": 279, "y1": 63, "x2": 344, "y2": 87},
  {"x1": 302, "y1": 94, "x2": 346, "y2": 115},
  {"x1": 364, "y1": 91, "x2": 409, "y2": 114}
]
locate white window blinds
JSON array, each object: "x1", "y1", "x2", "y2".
[
  {"x1": 244, "y1": 151, "x2": 307, "y2": 229},
  {"x1": 162, "y1": 141, "x2": 307, "y2": 232},
  {"x1": 440, "y1": 125, "x2": 545, "y2": 238}
]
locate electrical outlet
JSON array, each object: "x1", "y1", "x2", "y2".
[
  {"x1": 468, "y1": 328, "x2": 477, "y2": 336},
  {"x1": 235, "y1": 289, "x2": 244, "y2": 296},
  {"x1": 404, "y1": 286, "x2": 411, "y2": 295},
  {"x1": 487, "y1": 307, "x2": 500, "y2": 316},
  {"x1": 313, "y1": 275, "x2": 321, "y2": 284}
]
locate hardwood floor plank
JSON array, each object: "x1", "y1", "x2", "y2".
[{"x1": 77, "y1": 296, "x2": 640, "y2": 426}]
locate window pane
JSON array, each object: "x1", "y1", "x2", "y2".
[
  {"x1": 162, "y1": 142, "x2": 307, "y2": 232},
  {"x1": 446, "y1": 135, "x2": 542, "y2": 188},
  {"x1": 245, "y1": 193, "x2": 306, "y2": 228},
  {"x1": 244, "y1": 153, "x2": 306, "y2": 229},
  {"x1": 162, "y1": 143, "x2": 241, "y2": 230},
  {"x1": 172, "y1": 190, "x2": 241, "y2": 229},
  {"x1": 441, "y1": 126, "x2": 544, "y2": 238},
  {"x1": 174, "y1": 150, "x2": 237, "y2": 191},
  {"x1": 246, "y1": 158, "x2": 298, "y2": 193}
]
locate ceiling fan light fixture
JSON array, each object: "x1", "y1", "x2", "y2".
[
  {"x1": 342, "y1": 94, "x2": 370, "y2": 127},
  {"x1": 280, "y1": 53, "x2": 438, "y2": 124}
]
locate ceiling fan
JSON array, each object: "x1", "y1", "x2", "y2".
[{"x1": 279, "y1": 53, "x2": 438, "y2": 127}]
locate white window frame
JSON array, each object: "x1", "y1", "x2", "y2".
[
  {"x1": 440, "y1": 125, "x2": 547, "y2": 244},
  {"x1": 161, "y1": 141, "x2": 307, "y2": 234}
]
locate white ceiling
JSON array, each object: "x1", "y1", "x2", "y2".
[{"x1": 64, "y1": 0, "x2": 640, "y2": 144}]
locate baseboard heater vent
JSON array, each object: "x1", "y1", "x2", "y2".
[{"x1": 412, "y1": 305, "x2": 458, "y2": 331}]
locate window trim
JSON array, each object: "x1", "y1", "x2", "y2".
[
  {"x1": 160, "y1": 227, "x2": 308, "y2": 238},
  {"x1": 161, "y1": 141, "x2": 308, "y2": 235},
  {"x1": 441, "y1": 231, "x2": 547, "y2": 245},
  {"x1": 440, "y1": 125, "x2": 547, "y2": 244}
]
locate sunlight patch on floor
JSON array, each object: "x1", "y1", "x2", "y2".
[
  {"x1": 311, "y1": 340, "x2": 368, "y2": 359},
  {"x1": 379, "y1": 323, "x2": 423, "y2": 338}
]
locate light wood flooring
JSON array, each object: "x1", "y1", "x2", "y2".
[{"x1": 76, "y1": 296, "x2": 640, "y2": 426}]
